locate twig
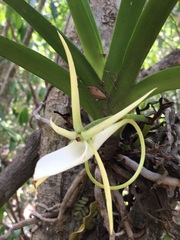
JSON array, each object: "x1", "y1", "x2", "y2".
[
  {"x1": 36, "y1": 202, "x2": 61, "y2": 213},
  {"x1": 31, "y1": 212, "x2": 57, "y2": 223},
  {"x1": 14, "y1": 192, "x2": 24, "y2": 222},
  {"x1": 23, "y1": 0, "x2": 46, "y2": 45},
  {"x1": 10, "y1": 24, "x2": 19, "y2": 43},
  {"x1": 56, "y1": 168, "x2": 88, "y2": 230},
  {"x1": 7, "y1": 200, "x2": 18, "y2": 223},
  {"x1": 33, "y1": 102, "x2": 50, "y2": 126},
  {"x1": 0, "y1": 217, "x2": 37, "y2": 240},
  {"x1": 94, "y1": 167, "x2": 116, "y2": 240},
  {"x1": 118, "y1": 154, "x2": 180, "y2": 187},
  {"x1": 0, "y1": 211, "x2": 58, "y2": 240},
  {"x1": 28, "y1": 81, "x2": 39, "y2": 108},
  {"x1": 109, "y1": 172, "x2": 134, "y2": 240},
  {"x1": 110, "y1": 162, "x2": 132, "y2": 181},
  {"x1": 1, "y1": 19, "x2": 10, "y2": 37}
]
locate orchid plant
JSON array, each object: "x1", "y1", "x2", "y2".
[
  {"x1": 33, "y1": 33, "x2": 155, "y2": 235},
  {"x1": 1, "y1": 0, "x2": 180, "y2": 236}
]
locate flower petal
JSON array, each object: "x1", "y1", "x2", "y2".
[
  {"x1": 34, "y1": 140, "x2": 93, "y2": 182},
  {"x1": 75, "y1": 124, "x2": 121, "y2": 164},
  {"x1": 82, "y1": 88, "x2": 156, "y2": 140},
  {"x1": 58, "y1": 32, "x2": 83, "y2": 132},
  {"x1": 92, "y1": 120, "x2": 127, "y2": 150},
  {"x1": 50, "y1": 118, "x2": 77, "y2": 140},
  {"x1": 88, "y1": 140, "x2": 113, "y2": 234}
]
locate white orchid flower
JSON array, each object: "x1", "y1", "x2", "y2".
[{"x1": 33, "y1": 32, "x2": 155, "y2": 235}]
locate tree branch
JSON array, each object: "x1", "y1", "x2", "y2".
[
  {"x1": 0, "y1": 209, "x2": 58, "y2": 240},
  {"x1": 0, "y1": 130, "x2": 41, "y2": 207},
  {"x1": 118, "y1": 154, "x2": 180, "y2": 187},
  {"x1": 139, "y1": 49, "x2": 180, "y2": 79}
]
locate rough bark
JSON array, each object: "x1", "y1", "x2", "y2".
[
  {"x1": 0, "y1": 130, "x2": 41, "y2": 207},
  {"x1": 139, "y1": 49, "x2": 180, "y2": 79}
]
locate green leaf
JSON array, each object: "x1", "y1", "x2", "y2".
[
  {"x1": 0, "y1": 4, "x2": 6, "y2": 23},
  {"x1": 0, "y1": 106, "x2": 4, "y2": 119},
  {"x1": 70, "y1": 201, "x2": 98, "y2": 240},
  {"x1": 6, "y1": 5, "x2": 22, "y2": 29},
  {"x1": 0, "y1": 35, "x2": 70, "y2": 93},
  {"x1": 104, "y1": 0, "x2": 146, "y2": 93},
  {"x1": 1, "y1": 123, "x2": 18, "y2": 142},
  {"x1": 38, "y1": 87, "x2": 46, "y2": 100},
  {"x1": 18, "y1": 107, "x2": 29, "y2": 125},
  {"x1": 109, "y1": 0, "x2": 178, "y2": 109},
  {"x1": 9, "y1": 137, "x2": 16, "y2": 151},
  {"x1": 0, "y1": 36, "x2": 101, "y2": 118},
  {"x1": 50, "y1": 1, "x2": 58, "y2": 20},
  {"x1": 12, "y1": 229, "x2": 21, "y2": 239},
  {"x1": 0, "y1": 205, "x2": 6, "y2": 222},
  {"x1": 2, "y1": 0, "x2": 101, "y2": 89},
  {"x1": 163, "y1": 234, "x2": 171, "y2": 240},
  {"x1": 113, "y1": 67, "x2": 180, "y2": 112},
  {"x1": 5, "y1": 5, "x2": 13, "y2": 18},
  {"x1": 67, "y1": 0, "x2": 105, "y2": 78}
]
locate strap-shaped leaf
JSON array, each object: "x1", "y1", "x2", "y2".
[
  {"x1": 108, "y1": 0, "x2": 178, "y2": 111},
  {"x1": 2, "y1": 0, "x2": 101, "y2": 89},
  {"x1": 67, "y1": 0, "x2": 105, "y2": 78},
  {"x1": 104, "y1": 0, "x2": 146, "y2": 93},
  {"x1": 114, "y1": 67, "x2": 180, "y2": 112},
  {"x1": 0, "y1": 36, "x2": 70, "y2": 93},
  {"x1": 0, "y1": 36, "x2": 101, "y2": 118}
]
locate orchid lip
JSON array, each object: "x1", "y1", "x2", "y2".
[
  {"x1": 33, "y1": 121, "x2": 125, "y2": 183},
  {"x1": 34, "y1": 140, "x2": 93, "y2": 182}
]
